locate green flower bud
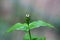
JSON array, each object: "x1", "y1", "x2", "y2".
[{"x1": 25, "y1": 14, "x2": 30, "y2": 24}]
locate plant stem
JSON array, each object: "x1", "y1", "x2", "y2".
[
  {"x1": 26, "y1": 14, "x2": 32, "y2": 40},
  {"x1": 28, "y1": 24, "x2": 32, "y2": 40}
]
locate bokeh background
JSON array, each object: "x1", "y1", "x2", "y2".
[{"x1": 0, "y1": 0, "x2": 60, "y2": 40}]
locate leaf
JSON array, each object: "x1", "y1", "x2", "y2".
[
  {"x1": 29, "y1": 20, "x2": 54, "y2": 30},
  {"x1": 38, "y1": 37, "x2": 46, "y2": 40},
  {"x1": 23, "y1": 33, "x2": 46, "y2": 40},
  {"x1": 23, "y1": 33, "x2": 38, "y2": 40},
  {"x1": 23, "y1": 33, "x2": 30, "y2": 40},
  {"x1": 16, "y1": 23, "x2": 29, "y2": 31},
  {"x1": 7, "y1": 23, "x2": 28, "y2": 32},
  {"x1": 7, "y1": 20, "x2": 54, "y2": 32}
]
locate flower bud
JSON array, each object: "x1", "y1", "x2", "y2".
[
  {"x1": 25, "y1": 14, "x2": 30, "y2": 24},
  {"x1": 26, "y1": 14, "x2": 30, "y2": 17}
]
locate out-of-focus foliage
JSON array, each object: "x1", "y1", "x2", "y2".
[
  {"x1": 29, "y1": 20, "x2": 54, "y2": 29},
  {"x1": 6, "y1": 20, "x2": 54, "y2": 40},
  {"x1": 23, "y1": 33, "x2": 46, "y2": 40},
  {"x1": 7, "y1": 20, "x2": 54, "y2": 32},
  {"x1": 7, "y1": 23, "x2": 28, "y2": 32}
]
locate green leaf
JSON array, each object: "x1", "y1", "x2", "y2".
[
  {"x1": 38, "y1": 37, "x2": 46, "y2": 40},
  {"x1": 29, "y1": 20, "x2": 54, "y2": 30},
  {"x1": 23, "y1": 33, "x2": 46, "y2": 40},
  {"x1": 7, "y1": 23, "x2": 28, "y2": 32},
  {"x1": 7, "y1": 20, "x2": 54, "y2": 32},
  {"x1": 23, "y1": 33, "x2": 38, "y2": 40},
  {"x1": 23, "y1": 33, "x2": 30, "y2": 40},
  {"x1": 16, "y1": 23, "x2": 29, "y2": 31}
]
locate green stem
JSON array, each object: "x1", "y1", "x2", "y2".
[
  {"x1": 26, "y1": 15, "x2": 32, "y2": 40},
  {"x1": 28, "y1": 24, "x2": 32, "y2": 40}
]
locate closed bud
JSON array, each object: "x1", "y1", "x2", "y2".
[
  {"x1": 26, "y1": 14, "x2": 30, "y2": 17},
  {"x1": 25, "y1": 14, "x2": 30, "y2": 24}
]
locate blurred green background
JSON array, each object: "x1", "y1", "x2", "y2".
[{"x1": 0, "y1": 0, "x2": 60, "y2": 40}]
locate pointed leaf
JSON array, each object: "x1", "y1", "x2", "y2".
[
  {"x1": 7, "y1": 23, "x2": 28, "y2": 32},
  {"x1": 29, "y1": 20, "x2": 54, "y2": 30},
  {"x1": 16, "y1": 23, "x2": 28, "y2": 31}
]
